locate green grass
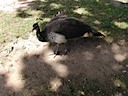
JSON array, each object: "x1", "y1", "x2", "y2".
[
  {"x1": 0, "y1": 0, "x2": 128, "y2": 43},
  {"x1": 0, "y1": 0, "x2": 128, "y2": 44},
  {"x1": 0, "y1": 10, "x2": 39, "y2": 43}
]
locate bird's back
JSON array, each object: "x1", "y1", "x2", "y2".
[{"x1": 45, "y1": 17, "x2": 92, "y2": 39}]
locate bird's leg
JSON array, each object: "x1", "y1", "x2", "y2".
[
  {"x1": 54, "y1": 44, "x2": 60, "y2": 58},
  {"x1": 55, "y1": 43, "x2": 60, "y2": 54},
  {"x1": 49, "y1": 43, "x2": 60, "y2": 58},
  {"x1": 53, "y1": 43, "x2": 69, "y2": 58},
  {"x1": 63, "y1": 43, "x2": 70, "y2": 55}
]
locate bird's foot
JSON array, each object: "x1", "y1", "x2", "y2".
[
  {"x1": 63, "y1": 49, "x2": 70, "y2": 55},
  {"x1": 49, "y1": 51, "x2": 61, "y2": 58},
  {"x1": 49, "y1": 50, "x2": 69, "y2": 58},
  {"x1": 54, "y1": 49, "x2": 69, "y2": 56},
  {"x1": 53, "y1": 51, "x2": 61, "y2": 58}
]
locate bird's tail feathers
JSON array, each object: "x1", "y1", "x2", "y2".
[{"x1": 91, "y1": 28, "x2": 105, "y2": 37}]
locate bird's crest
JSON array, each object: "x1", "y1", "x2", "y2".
[{"x1": 52, "y1": 10, "x2": 67, "y2": 18}]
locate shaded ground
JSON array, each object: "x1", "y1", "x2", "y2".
[
  {"x1": 0, "y1": 32, "x2": 128, "y2": 96},
  {"x1": 0, "y1": 0, "x2": 128, "y2": 96}
]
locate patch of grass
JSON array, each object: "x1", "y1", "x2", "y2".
[
  {"x1": 0, "y1": 0, "x2": 128, "y2": 43},
  {"x1": 0, "y1": 10, "x2": 39, "y2": 43}
]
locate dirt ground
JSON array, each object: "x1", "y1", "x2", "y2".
[
  {"x1": 0, "y1": 0, "x2": 128, "y2": 96},
  {"x1": 0, "y1": 31, "x2": 128, "y2": 95}
]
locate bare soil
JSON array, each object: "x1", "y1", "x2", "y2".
[{"x1": 0, "y1": 32, "x2": 128, "y2": 95}]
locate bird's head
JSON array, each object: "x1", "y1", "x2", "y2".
[
  {"x1": 32, "y1": 22, "x2": 47, "y2": 42},
  {"x1": 32, "y1": 23, "x2": 40, "y2": 31}
]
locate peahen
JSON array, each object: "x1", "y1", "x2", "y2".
[{"x1": 32, "y1": 12, "x2": 105, "y2": 55}]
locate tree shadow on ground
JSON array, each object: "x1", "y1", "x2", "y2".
[
  {"x1": 1, "y1": 37, "x2": 127, "y2": 95},
  {"x1": 0, "y1": 37, "x2": 128, "y2": 95},
  {"x1": 21, "y1": 37, "x2": 128, "y2": 95},
  {"x1": 16, "y1": 9, "x2": 32, "y2": 18}
]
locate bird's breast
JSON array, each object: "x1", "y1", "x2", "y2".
[{"x1": 47, "y1": 32, "x2": 67, "y2": 44}]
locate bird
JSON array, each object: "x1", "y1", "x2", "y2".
[{"x1": 32, "y1": 12, "x2": 105, "y2": 55}]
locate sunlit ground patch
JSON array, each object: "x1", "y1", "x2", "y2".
[
  {"x1": 114, "y1": 21, "x2": 128, "y2": 29},
  {"x1": 50, "y1": 77, "x2": 62, "y2": 92},
  {"x1": 73, "y1": 7, "x2": 93, "y2": 16},
  {"x1": 50, "y1": 3, "x2": 64, "y2": 9}
]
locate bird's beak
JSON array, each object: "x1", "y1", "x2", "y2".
[{"x1": 32, "y1": 28, "x2": 34, "y2": 31}]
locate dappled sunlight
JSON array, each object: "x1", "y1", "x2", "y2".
[
  {"x1": 5, "y1": 70, "x2": 25, "y2": 91},
  {"x1": 114, "y1": 93, "x2": 123, "y2": 96},
  {"x1": 50, "y1": 3, "x2": 63, "y2": 10},
  {"x1": 113, "y1": 78, "x2": 126, "y2": 89},
  {"x1": 19, "y1": 41, "x2": 69, "y2": 94},
  {"x1": 43, "y1": 52, "x2": 69, "y2": 77},
  {"x1": 93, "y1": 20, "x2": 101, "y2": 25},
  {"x1": 118, "y1": 39, "x2": 127, "y2": 46},
  {"x1": 105, "y1": 36, "x2": 114, "y2": 43},
  {"x1": 114, "y1": 21, "x2": 128, "y2": 29},
  {"x1": 0, "y1": 31, "x2": 50, "y2": 93},
  {"x1": 115, "y1": 0, "x2": 128, "y2": 3},
  {"x1": 111, "y1": 43, "x2": 128, "y2": 62},
  {"x1": 1, "y1": 32, "x2": 128, "y2": 95},
  {"x1": 111, "y1": 43, "x2": 122, "y2": 54},
  {"x1": 114, "y1": 54, "x2": 127, "y2": 62},
  {"x1": 40, "y1": 0, "x2": 47, "y2": 2},
  {"x1": 5, "y1": 55, "x2": 25, "y2": 91},
  {"x1": 82, "y1": 51, "x2": 94, "y2": 60},
  {"x1": 51, "y1": 63, "x2": 69, "y2": 77},
  {"x1": 0, "y1": 57, "x2": 25, "y2": 91},
  {"x1": 73, "y1": 7, "x2": 92, "y2": 16},
  {"x1": 42, "y1": 17, "x2": 51, "y2": 22},
  {"x1": 50, "y1": 77, "x2": 62, "y2": 92},
  {"x1": 111, "y1": 64, "x2": 123, "y2": 71}
]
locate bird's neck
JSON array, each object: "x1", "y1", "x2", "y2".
[
  {"x1": 36, "y1": 27, "x2": 47, "y2": 42},
  {"x1": 36, "y1": 27, "x2": 42, "y2": 41}
]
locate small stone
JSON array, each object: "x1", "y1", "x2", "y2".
[
  {"x1": 9, "y1": 64, "x2": 13, "y2": 67},
  {"x1": 96, "y1": 90, "x2": 101, "y2": 93},
  {"x1": 68, "y1": 79, "x2": 71, "y2": 82},
  {"x1": 122, "y1": 70, "x2": 127, "y2": 73},
  {"x1": 80, "y1": 91, "x2": 85, "y2": 95}
]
